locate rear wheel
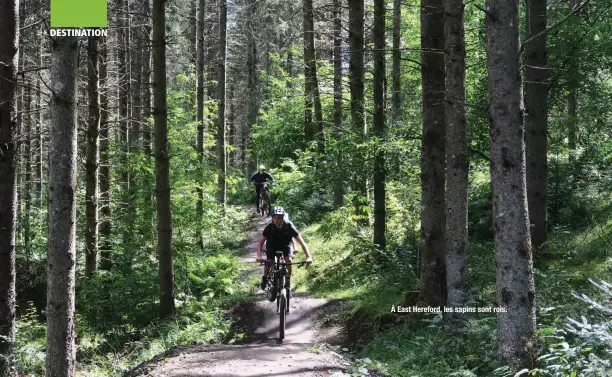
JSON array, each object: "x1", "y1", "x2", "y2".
[{"x1": 279, "y1": 292, "x2": 286, "y2": 340}]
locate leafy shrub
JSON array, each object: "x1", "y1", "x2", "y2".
[
  {"x1": 528, "y1": 279, "x2": 612, "y2": 376},
  {"x1": 11, "y1": 302, "x2": 46, "y2": 375},
  {"x1": 77, "y1": 267, "x2": 159, "y2": 334},
  {"x1": 182, "y1": 253, "x2": 240, "y2": 299}
]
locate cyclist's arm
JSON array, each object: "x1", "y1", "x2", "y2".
[
  {"x1": 265, "y1": 173, "x2": 275, "y2": 182},
  {"x1": 294, "y1": 234, "x2": 312, "y2": 260},
  {"x1": 256, "y1": 235, "x2": 266, "y2": 261}
]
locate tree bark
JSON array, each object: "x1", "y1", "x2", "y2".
[
  {"x1": 143, "y1": 0, "x2": 153, "y2": 157},
  {"x1": 131, "y1": 0, "x2": 143, "y2": 153},
  {"x1": 206, "y1": 4, "x2": 218, "y2": 152},
  {"x1": 373, "y1": 0, "x2": 386, "y2": 251},
  {"x1": 35, "y1": 36, "x2": 43, "y2": 206},
  {"x1": 217, "y1": 0, "x2": 227, "y2": 206},
  {"x1": 153, "y1": 0, "x2": 175, "y2": 319},
  {"x1": 303, "y1": 0, "x2": 324, "y2": 151},
  {"x1": 567, "y1": 85, "x2": 577, "y2": 153},
  {"x1": 567, "y1": 0, "x2": 578, "y2": 159},
  {"x1": 196, "y1": 0, "x2": 206, "y2": 249},
  {"x1": 24, "y1": 82, "x2": 32, "y2": 257},
  {"x1": 303, "y1": 5, "x2": 314, "y2": 145},
  {"x1": 392, "y1": 0, "x2": 402, "y2": 126},
  {"x1": 99, "y1": 39, "x2": 112, "y2": 271},
  {"x1": 46, "y1": 35, "x2": 79, "y2": 377},
  {"x1": 189, "y1": 0, "x2": 197, "y2": 66},
  {"x1": 419, "y1": 0, "x2": 447, "y2": 307},
  {"x1": 118, "y1": 0, "x2": 131, "y2": 249},
  {"x1": 131, "y1": 0, "x2": 143, "y2": 241},
  {"x1": 85, "y1": 36, "x2": 100, "y2": 277},
  {"x1": 332, "y1": 0, "x2": 344, "y2": 207},
  {"x1": 0, "y1": 1, "x2": 19, "y2": 373},
  {"x1": 245, "y1": 0, "x2": 258, "y2": 173},
  {"x1": 286, "y1": 50, "x2": 293, "y2": 87},
  {"x1": 228, "y1": 86, "x2": 236, "y2": 166},
  {"x1": 524, "y1": 0, "x2": 548, "y2": 250},
  {"x1": 444, "y1": 0, "x2": 469, "y2": 318},
  {"x1": 16, "y1": 2, "x2": 25, "y2": 249},
  {"x1": 348, "y1": 0, "x2": 367, "y2": 220},
  {"x1": 485, "y1": 0, "x2": 537, "y2": 370}
]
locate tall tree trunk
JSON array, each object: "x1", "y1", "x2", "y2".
[
  {"x1": 196, "y1": 0, "x2": 206, "y2": 249},
  {"x1": 348, "y1": 0, "x2": 367, "y2": 220},
  {"x1": 419, "y1": 0, "x2": 446, "y2": 307},
  {"x1": 99, "y1": 39, "x2": 112, "y2": 271},
  {"x1": 228, "y1": 86, "x2": 236, "y2": 166},
  {"x1": 245, "y1": 0, "x2": 258, "y2": 173},
  {"x1": 35, "y1": 37, "x2": 43, "y2": 206},
  {"x1": 206, "y1": 5, "x2": 218, "y2": 150},
  {"x1": 143, "y1": 0, "x2": 153, "y2": 157},
  {"x1": 303, "y1": 0, "x2": 314, "y2": 145},
  {"x1": 131, "y1": 2, "x2": 143, "y2": 152},
  {"x1": 217, "y1": 0, "x2": 227, "y2": 205},
  {"x1": 85, "y1": 36, "x2": 100, "y2": 277},
  {"x1": 142, "y1": 0, "x2": 154, "y2": 243},
  {"x1": 24, "y1": 83, "x2": 32, "y2": 257},
  {"x1": 567, "y1": 85, "x2": 577, "y2": 153},
  {"x1": 373, "y1": 0, "x2": 386, "y2": 251},
  {"x1": 444, "y1": 0, "x2": 469, "y2": 318},
  {"x1": 16, "y1": 2, "x2": 25, "y2": 252},
  {"x1": 153, "y1": 0, "x2": 175, "y2": 319},
  {"x1": 189, "y1": 0, "x2": 197, "y2": 66},
  {"x1": 303, "y1": 0, "x2": 324, "y2": 151},
  {"x1": 0, "y1": 1, "x2": 19, "y2": 373},
  {"x1": 392, "y1": 0, "x2": 402, "y2": 126},
  {"x1": 118, "y1": 0, "x2": 131, "y2": 249},
  {"x1": 286, "y1": 50, "x2": 293, "y2": 87},
  {"x1": 332, "y1": 0, "x2": 344, "y2": 207},
  {"x1": 567, "y1": 0, "x2": 578, "y2": 159},
  {"x1": 46, "y1": 35, "x2": 79, "y2": 377},
  {"x1": 246, "y1": 4, "x2": 255, "y2": 170},
  {"x1": 524, "y1": 0, "x2": 548, "y2": 251},
  {"x1": 485, "y1": 0, "x2": 537, "y2": 370},
  {"x1": 131, "y1": 1, "x2": 143, "y2": 243}
]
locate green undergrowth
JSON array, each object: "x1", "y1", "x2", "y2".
[
  {"x1": 293, "y1": 208, "x2": 612, "y2": 377},
  {"x1": 11, "y1": 206, "x2": 259, "y2": 377}
]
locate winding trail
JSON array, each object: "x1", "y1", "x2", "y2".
[{"x1": 138, "y1": 211, "x2": 349, "y2": 377}]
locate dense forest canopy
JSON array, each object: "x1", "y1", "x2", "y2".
[{"x1": 0, "y1": 0, "x2": 610, "y2": 376}]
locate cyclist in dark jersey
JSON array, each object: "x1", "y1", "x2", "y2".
[
  {"x1": 249, "y1": 165, "x2": 274, "y2": 211},
  {"x1": 256, "y1": 207, "x2": 313, "y2": 291}
]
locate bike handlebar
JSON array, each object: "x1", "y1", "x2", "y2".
[{"x1": 258, "y1": 260, "x2": 309, "y2": 268}]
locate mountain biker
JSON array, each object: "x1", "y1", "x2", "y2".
[
  {"x1": 249, "y1": 165, "x2": 274, "y2": 211},
  {"x1": 256, "y1": 207, "x2": 313, "y2": 293}
]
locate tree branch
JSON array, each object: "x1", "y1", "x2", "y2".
[{"x1": 520, "y1": 0, "x2": 591, "y2": 53}]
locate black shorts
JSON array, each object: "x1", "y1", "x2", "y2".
[{"x1": 264, "y1": 243, "x2": 294, "y2": 261}]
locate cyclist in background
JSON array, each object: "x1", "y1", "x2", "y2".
[{"x1": 249, "y1": 165, "x2": 274, "y2": 212}]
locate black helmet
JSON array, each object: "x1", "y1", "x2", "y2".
[{"x1": 271, "y1": 206, "x2": 285, "y2": 217}]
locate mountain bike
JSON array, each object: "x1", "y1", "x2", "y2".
[
  {"x1": 261, "y1": 251, "x2": 307, "y2": 341},
  {"x1": 254, "y1": 182, "x2": 272, "y2": 217}
]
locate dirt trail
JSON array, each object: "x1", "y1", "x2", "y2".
[{"x1": 138, "y1": 211, "x2": 349, "y2": 377}]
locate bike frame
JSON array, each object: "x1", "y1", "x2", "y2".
[
  {"x1": 255, "y1": 182, "x2": 271, "y2": 216},
  {"x1": 262, "y1": 251, "x2": 306, "y2": 341}
]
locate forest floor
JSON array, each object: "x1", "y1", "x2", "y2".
[{"x1": 129, "y1": 210, "x2": 368, "y2": 377}]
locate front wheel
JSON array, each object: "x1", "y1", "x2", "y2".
[{"x1": 279, "y1": 292, "x2": 286, "y2": 340}]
